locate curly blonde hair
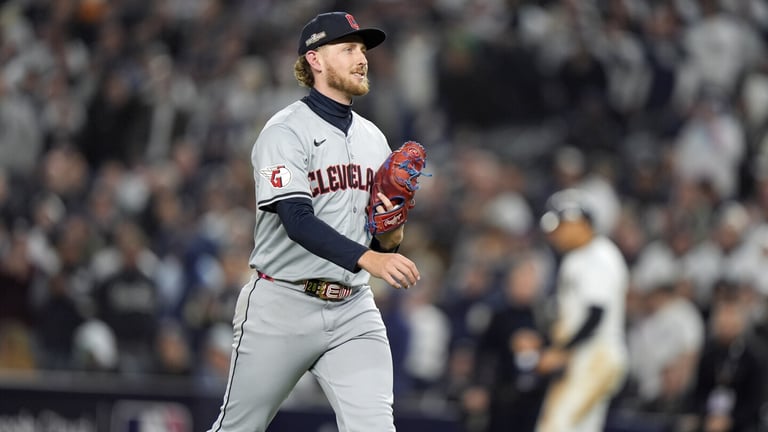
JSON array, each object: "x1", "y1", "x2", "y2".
[{"x1": 294, "y1": 55, "x2": 314, "y2": 88}]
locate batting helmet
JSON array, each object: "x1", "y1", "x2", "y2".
[{"x1": 539, "y1": 189, "x2": 594, "y2": 234}]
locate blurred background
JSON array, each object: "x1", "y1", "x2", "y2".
[{"x1": 1, "y1": 0, "x2": 768, "y2": 431}]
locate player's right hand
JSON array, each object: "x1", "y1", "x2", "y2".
[
  {"x1": 358, "y1": 250, "x2": 419, "y2": 289},
  {"x1": 536, "y1": 347, "x2": 570, "y2": 375}
]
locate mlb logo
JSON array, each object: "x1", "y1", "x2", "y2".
[{"x1": 111, "y1": 400, "x2": 192, "y2": 432}]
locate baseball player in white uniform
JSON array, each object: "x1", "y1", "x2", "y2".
[
  {"x1": 535, "y1": 189, "x2": 629, "y2": 432},
  {"x1": 208, "y1": 12, "x2": 420, "y2": 432}
]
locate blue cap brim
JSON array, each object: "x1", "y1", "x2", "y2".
[{"x1": 301, "y1": 28, "x2": 386, "y2": 54}]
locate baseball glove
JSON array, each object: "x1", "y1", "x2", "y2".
[{"x1": 366, "y1": 140, "x2": 430, "y2": 235}]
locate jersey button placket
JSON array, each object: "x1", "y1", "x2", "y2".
[{"x1": 344, "y1": 135, "x2": 359, "y2": 228}]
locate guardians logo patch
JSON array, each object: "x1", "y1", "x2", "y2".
[{"x1": 260, "y1": 165, "x2": 293, "y2": 188}]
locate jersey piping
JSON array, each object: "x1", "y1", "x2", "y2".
[{"x1": 258, "y1": 191, "x2": 313, "y2": 213}]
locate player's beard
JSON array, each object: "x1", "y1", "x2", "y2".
[{"x1": 326, "y1": 63, "x2": 369, "y2": 97}]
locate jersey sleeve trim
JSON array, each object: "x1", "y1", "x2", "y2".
[{"x1": 258, "y1": 191, "x2": 313, "y2": 213}]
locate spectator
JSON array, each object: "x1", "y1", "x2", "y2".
[
  {"x1": 371, "y1": 279, "x2": 412, "y2": 399},
  {"x1": 545, "y1": 146, "x2": 622, "y2": 235},
  {"x1": 182, "y1": 244, "x2": 250, "y2": 339},
  {"x1": 77, "y1": 69, "x2": 150, "y2": 169},
  {"x1": 40, "y1": 71, "x2": 86, "y2": 149},
  {"x1": 0, "y1": 75, "x2": 43, "y2": 175},
  {"x1": 92, "y1": 221, "x2": 161, "y2": 373},
  {"x1": 195, "y1": 322, "x2": 233, "y2": 392},
  {"x1": 35, "y1": 272, "x2": 84, "y2": 370},
  {"x1": 686, "y1": 296, "x2": 767, "y2": 432},
  {"x1": 462, "y1": 255, "x2": 548, "y2": 432},
  {"x1": 627, "y1": 282, "x2": 706, "y2": 414},
  {"x1": 40, "y1": 146, "x2": 90, "y2": 211},
  {"x1": 443, "y1": 341, "x2": 483, "y2": 430},
  {"x1": 0, "y1": 320, "x2": 37, "y2": 372},
  {"x1": 403, "y1": 278, "x2": 451, "y2": 399},
  {"x1": 677, "y1": 0, "x2": 765, "y2": 106},
  {"x1": 153, "y1": 320, "x2": 192, "y2": 376},
  {"x1": 737, "y1": 226, "x2": 768, "y2": 298},
  {"x1": 683, "y1": 202, "x2": 754, "y2": 312},
  {"x1": 631, "y1": 207, "x2": 708, "y2": 300},
  {"x1": 0, "y1": 228, "x2": 39, "y2": 326},
  {"x1": 440, "y1": 262, "x2": 497, "y2": 347},
  {"x1": 673, "y1": 92, "x2": 747, "y2": 201},
  {"x1": 50, "y1": 214, "x2": 99, "y2": 313}
]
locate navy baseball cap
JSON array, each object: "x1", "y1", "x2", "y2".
[
  {"x1": 298, "y1": 12, "x2": 386, "y2": 55},
  {"x1": 540, "y1": 189, "x2": 594, "y2": 234}
]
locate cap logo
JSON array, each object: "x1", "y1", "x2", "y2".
[
  {"x1": 345, "y1": 14, "x2": 359, "y2": 29},
  {"x1": 305, "y1": 31, "x2": 327, "y2": 47}
]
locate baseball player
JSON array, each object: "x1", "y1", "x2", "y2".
[
  {"x1": 534, "y1": 189, "x2": 629, "y2": 432},
  {"x1": 208, "y1": 12, "x2": 420, "y2": 432}
]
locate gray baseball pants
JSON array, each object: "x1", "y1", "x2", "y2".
[{"x1": 208, "y1": 275, "x2": 395, "y2": 432}]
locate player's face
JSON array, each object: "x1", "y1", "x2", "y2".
[
  {"x1": 318, "y1": 37, "x2": 370, "y2": 97},
  {"x1": 547, "y1": 220, "x2": 585, "y2": 252}
]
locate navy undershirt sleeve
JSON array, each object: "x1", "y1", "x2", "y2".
[
  {"x1": 370, "y1": 236, "x2": 400, "y2": 253},
  {"x1": 562, "y1": 305, "x2": 604, "y2": 349},
  {"x1": 275, "y1": 198, "x2": 369, "y2": 273}
]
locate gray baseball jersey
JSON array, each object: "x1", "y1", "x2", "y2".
[
  {"x1": 210, "y1": 11, "x2": 398, "y2": 432},
  {"x1": 209, "y1": 99, "x2": 397, "y2": 432},
  {"x1": 248, "y1": 100, "x2": 390, "y2": 285}
]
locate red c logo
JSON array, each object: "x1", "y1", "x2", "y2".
[{"x1": 345, "y1": 14, "x2": 360, "y2": 30}]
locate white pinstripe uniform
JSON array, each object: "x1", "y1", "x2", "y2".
[{"x1": 536, "y1": 236, "x2": 629, "y2": 432}]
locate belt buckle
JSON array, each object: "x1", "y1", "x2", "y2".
[
  {"x1": 323, "y1": 283, "x2": 349, "y2": 300},
  {"x1": 305, "y1": 280, "x2": 351, "y2": 301}
]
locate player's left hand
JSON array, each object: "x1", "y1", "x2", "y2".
[
  {"x1": 374, "y1": 193, "x2": 404, "y2": 249},
  {"x1": 536, "y1": 347, "x2": 570, "y2": 375}
]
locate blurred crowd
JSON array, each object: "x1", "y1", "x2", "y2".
[{"x1": 2, "y1": 0, "x2": 768, "y2": 430}]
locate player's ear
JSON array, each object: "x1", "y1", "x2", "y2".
[{"x1": 305, "y1": 50, "x2": 323, "y2": 71}]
